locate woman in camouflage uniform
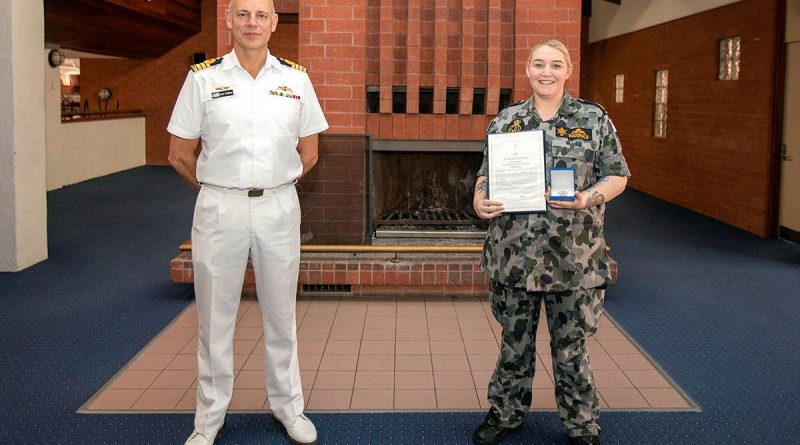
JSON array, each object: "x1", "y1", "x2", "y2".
[{"x1": 471, "y1": 40, "x2": 630, "y2": 445}]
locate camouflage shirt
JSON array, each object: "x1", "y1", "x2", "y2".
[{"x1": 477, "y1": 92, "x2": 631, "y2": 292}]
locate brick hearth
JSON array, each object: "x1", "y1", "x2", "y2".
[{"x1": 170, "y1": 244, "x2": 489, "y2": 297}]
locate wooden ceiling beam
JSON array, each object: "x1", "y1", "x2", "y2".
[{"x1": 44, "y1": 0, "x2": 201, "y2": 59}]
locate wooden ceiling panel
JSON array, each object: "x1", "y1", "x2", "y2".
[{"x1": 44, "y1": 0, "x2": 201, "y2": 59}]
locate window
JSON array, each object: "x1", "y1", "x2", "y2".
[
  {"x1": 392, "y1": 87, "x2": 406, "y2": 114},
  {"x1": 498, "y1": 88, "x2": 512, "y2": 111},
  {"x1": 718, "y1": 36, "x2": 740, "y2": 81},
  {"x1": 654, "y1": 70, "x2": 668, "y2": 138},
  {"x1": 366, "y1": 86, "x2": 379, "y2": 113},
  {"x1": 445, "y1": 88, "x2": 460, "y2": 114},
  {"x1": 615, "y1": 74, "x2": 624, "y2": 103},
  {"x1": 419, "y1": 87, "x2": 433, "y2": 114},
  {"x1": 472, "y1": 88, "x2": 486, "y2": 115}
]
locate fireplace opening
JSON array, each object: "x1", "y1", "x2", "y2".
[{"x1": 369, "y1": 143, "x2": 489, "y2": 242}]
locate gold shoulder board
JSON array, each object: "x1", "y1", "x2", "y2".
[
  {"x1": 190, "y1": 57, "x2": 223, "y2": 72},
  {"x1": 278, "y1": 57, "x2": 307, "y2": 73}
]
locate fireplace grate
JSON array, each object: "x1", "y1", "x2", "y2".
[{"x1": 375, "y1": 209, "x2": 482, "y2": 226}]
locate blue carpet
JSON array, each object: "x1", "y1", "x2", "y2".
[{"x1": 0, "y1": 166, "x2": 798, "y2": 444}]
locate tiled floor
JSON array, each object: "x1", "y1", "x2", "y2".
[{"x1": 81, "y1": 295, "x2": 695, "y2": 413}]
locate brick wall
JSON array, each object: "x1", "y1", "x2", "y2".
[
  {"x1": 298, "y1": 252, "x2": 488, "y2": 297},
  {"x1": 267, "y1": 22, "x2": 299, "y2": 62},
  {"x1": 274, "y1": 0, "x2": 299, "y2": 13},
  {"x1": 297, "y1": 0, "x2": 368, "y2": 134},
  {"x1": 298, "y1": 135, "x2": 367, "y2": 244},
  {"x1": 363, "y1": 0, "x2": 581, "y2": 141},
  {"x1": 215, "y1": 0, "x2": 582, "y2": 142},
  {"x1": 583, "y1": 0, "x2": 781, "y2": 236},
  {"x1": 80, "y1": 0, "x2": 217, "y2": 165},
  {"x1": 514, "y1": 0, "x2": 581, "y2": 101}
]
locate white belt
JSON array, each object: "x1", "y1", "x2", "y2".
[{"x1": 201, "y1": 182, "x2": 294, "y2": 197}]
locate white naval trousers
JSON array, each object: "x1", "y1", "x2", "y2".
[{"x1": 191, "y1": 183, "x2": 304, "y2": 437}]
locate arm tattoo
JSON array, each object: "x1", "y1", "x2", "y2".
[
  {"x1": 476, "y1": 178, "x2": 489, "y2": 196},
  {"x1": 586, "y1": 190, "x2": 605, "y2": 208}
]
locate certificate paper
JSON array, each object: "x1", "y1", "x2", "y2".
[{"x1": 487, "y1": 130, "x2": 546, "y2": 212}]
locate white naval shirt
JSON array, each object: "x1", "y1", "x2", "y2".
[{"x1": 167, "y1": 50, "x2": 329, "y2": 189}]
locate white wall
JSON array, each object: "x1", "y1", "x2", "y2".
[
  {"x1": 45, "y1": 63, "x2": 145, "y2": 191},
  {"x1": 0, "y1": 1, "x2": 15, "y2": 270},
  {"x1": 0, "y1": 0, "x2": 48, "y2": 271},
  {"x1": 589, "y1": 0, "x2": 744, "y2": 43}
]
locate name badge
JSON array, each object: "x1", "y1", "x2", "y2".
[{"x1": 211, "y1": 90, "x2": 234, "y2": 99}]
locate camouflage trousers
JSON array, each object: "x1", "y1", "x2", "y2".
[{"x1": 487, "y1": 280, "x2": 604, "y2": 438}]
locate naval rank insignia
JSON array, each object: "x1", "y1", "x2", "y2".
[
  {"x1": 556, "y1": 126, "x2": 591, "y2": 140},
  {"x1": 507, "y1": 119, "x2": 523, "y2": 133},
  {"x1": 277, "y1": 57, "x2": 307, "y2": 72},
  {"x1": 190, "y1": 57, "x2": 223, "y2": 72}
]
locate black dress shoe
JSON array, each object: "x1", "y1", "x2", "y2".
[
  {"x1": 569, "y1": 435, "x2": 600, "y2": 445},
  {"x1": 472, "y1": 411, "x2": 522, "y2": 445}
]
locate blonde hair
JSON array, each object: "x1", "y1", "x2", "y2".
[{"x1": 527, "y1": 39, "x2": 572, "y2": 69}]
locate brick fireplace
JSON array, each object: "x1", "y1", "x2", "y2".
[
  {"x1": 296, "y1": 135, "x2": 488, "y2": 245},
  {"x1": 170, "y1": 134, "x2": 491, "y2": 297}
]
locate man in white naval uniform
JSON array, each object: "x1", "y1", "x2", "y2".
[{"x1": 167, "y1": 0, "x2": 328, "y2": 444}]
